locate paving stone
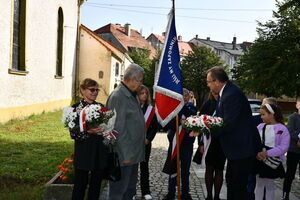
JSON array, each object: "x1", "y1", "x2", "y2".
[{"x1": 101, "y1": 133, "x2": 300, "y2": 200}]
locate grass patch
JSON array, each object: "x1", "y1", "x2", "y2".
[{"x1": 0, "y1": 111, "x2": 73, "y2": 199}]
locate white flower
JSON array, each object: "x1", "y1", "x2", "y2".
[
  {"x1": 98, "y1": 109, "x2": 117, "y2": 136},
  {"x1": 62, "y1": 107, "x2": 75, "y2": 123},
  {"x1": 68, "y1": 121, "x2": 76, "y2": 129}
]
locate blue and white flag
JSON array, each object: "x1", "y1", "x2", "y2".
[{"x1": 154, "y1": 9, "x2": 184, "y2": 127}]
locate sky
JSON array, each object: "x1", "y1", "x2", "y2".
[{"x1": 81, "y1": 0, "x2": 278, "y2": 44}]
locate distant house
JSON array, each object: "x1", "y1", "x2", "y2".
[
  {"x1": 146, "y1": 34, "x2": 194, "y2": 58},
  {"x1": 79, "y1": 25, "x2": 133, "y2": 104},
  {"x1": 0, "y1": 0, "x2": 84, "y2": 123},
  {"x1": 94, "y1": 23, "x2": 157, "y2": 59},
  {"x1": 190, "y1": 36, "x2": 252, "y2": 70},
  {"x1": 147, "y1": 33, "x2": 165, "y2": 51}
]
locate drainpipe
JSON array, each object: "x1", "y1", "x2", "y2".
[{"x1": 74, "y1": 0, "x2": 84, "y2": 101}]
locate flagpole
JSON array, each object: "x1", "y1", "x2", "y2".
[
  {"x1": 172, "y1": 1, "x2": 181, "y2": 199},
  {"x1": 176, "y1": 114, "x2": 181, "y2": 200}
]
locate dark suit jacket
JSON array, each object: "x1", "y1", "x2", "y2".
[{"x1": 213, "y1": 82, "x2": 261, "y2": 160}]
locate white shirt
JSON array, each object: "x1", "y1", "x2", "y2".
[
  {"x1": 219, "y1": 83, "x2": 227, "y2": 98},
  {"x1": 259, "y1": 125, "x2": 276, "y2": 148}
]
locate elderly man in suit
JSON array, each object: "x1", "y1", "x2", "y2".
[
  {"x1": 205, "y1": 66, "x2": 261, "y2": 200},
  {"x1": 106, "y1": 63, "x2": 146, "y2": 200}
]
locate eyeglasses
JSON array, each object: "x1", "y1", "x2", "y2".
[
  {"x1": 206, "y1": 80, "x2": 216, "y2": 84},
  {"x1": 87, "y1": 88, "x2": 99, "y2": 93},
  {"x1": 135, "y1": 78, "x2": 143, "y2": 83}
]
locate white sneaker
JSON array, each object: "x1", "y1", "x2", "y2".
[
  {"x1": 144, "y1": 194, "x2": 153, "y2": 200},
  {"x1": 132, "y1": 195, "x2": 136, "y2": 200}
]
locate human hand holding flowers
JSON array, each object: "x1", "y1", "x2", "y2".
[
  {"x1": 183, "y1": 114, "x2": 223, "y2": 138},
  {"x1": 62, "y1": 103, "x2": 117, "y2": 145}
]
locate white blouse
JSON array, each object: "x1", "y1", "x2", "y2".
[{"x1": 259, "y1": 124, "x2": 275, "y2": 148}]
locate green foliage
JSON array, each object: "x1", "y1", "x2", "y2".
[
  {"x1": 181, "y1": 45, "x2": 223, "y2": 106},
  {"x1": 233, "y1": 0, "x2": 300, "y2": 97},
  {"x1": 0, "y1": 111, "x2": 73, "y2": 199},
  {"x1": 128, "y1": 48, "x2": 160, "y2": 88}
]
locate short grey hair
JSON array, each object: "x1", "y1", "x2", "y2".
[{"x1": 124, "y1": 63, "x2": 144, "y2": 81}]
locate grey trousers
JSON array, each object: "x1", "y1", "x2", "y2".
[{"x1": 108, "y1": 163, "x2": 138, "y2": 200}]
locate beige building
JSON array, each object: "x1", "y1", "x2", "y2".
[
  {"x1": 79, "y1": 25, "x2": 133, "y2": 104},
  {"x1": 0, "y1": 0, "x2": 84, "y2": 123}
]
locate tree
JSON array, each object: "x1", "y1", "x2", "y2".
[
  {"x1": 127, "y1": 48, "x2": 158, "y2": 88},
  {"x1": 232, "y1": 0, "x2": 300, "y2": 97},
  {"x1": 181, "y1": 45, "x2": 223, "y2": 107}
]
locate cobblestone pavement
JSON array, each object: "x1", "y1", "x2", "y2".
[
  {"x1": 134, "y1": 133, "x2": 205, "y2": 200},
  {"x1": 102, "y1": 132, "x2": 300, "y2": 200}
]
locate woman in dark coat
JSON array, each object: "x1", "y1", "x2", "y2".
[
  {"x1": 199, "y1": 92, "x2": 226, "y2": 200},
  {"x1": 136, "y1": 85, "x2": 158, "y2": 200},
  {"x1": 70, "y1": 78, "x2": 109, "y2": 200}
]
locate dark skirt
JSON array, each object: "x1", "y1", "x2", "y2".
[
  {"x1": 74, "y1": 135, "x2": 109, "y2": 171},
  {"x1": 205, "y1": 137, "x2": 226, "y2": 170}
]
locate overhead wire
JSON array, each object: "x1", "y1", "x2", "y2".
[
  {"x1": 85, "y1": 2, "x2": 272, "y2": 12},
  {"x1": 84, "y1": 4, "x2": 258, "y2": 23}
]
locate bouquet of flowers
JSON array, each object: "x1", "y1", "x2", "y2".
[
  {"x1": 183, "y1": 114, "x2": 223, "y2": 137},
  {"x1": 62, "y1": 103, "x2": 117, "y2": 145}
]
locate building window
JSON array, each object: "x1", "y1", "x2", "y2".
[
  {"x1": 56, "y1": 7, "x2": 64, "y2": 78},
  {"x1": 115, "y1": 62, "x2": 119, "y2": 76},
  {"x1": 10, "y1": 0, "x2": 27, "y2": 74}
]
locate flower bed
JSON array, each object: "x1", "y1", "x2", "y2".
[
  {"x1": 43, "y1": 171, "x2": 109, "y2": 200},
  {"x1": 43, "y1": 171, "x2": 73, "y2": 200}
]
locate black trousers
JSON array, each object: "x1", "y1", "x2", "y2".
[
  {"x1": 168, "y1": 143, "x2": 193, "y2": 196},
  {"x1": 226, "y1": 156, "x2": 254, "y2": 200},
  {"x1": 72, "y1": 169, "x2": 104, "y2": 200},
  {"x1": 140, "y1": 143, "x2": 152, "y2": 195},
  {"x1": 283, "y1": 151, "x2": 300, "y2": 193}
]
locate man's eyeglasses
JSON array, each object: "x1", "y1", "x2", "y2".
[
  {"x1": 206, "y1": 80, "x2": 216, "y2": 84},
  {"x1": 87, "y1": 88, "x2": 100, "y2": 93},
  {"x1": 135, "y1": 78, "x2": 143, "y2": 83}
]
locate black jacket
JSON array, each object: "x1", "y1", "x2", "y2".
[
  {"x1": 70, "y1": 100, "x2": 109, "y2": 171},
  {"x1": 213, "y1": 82, "x2": 261, "y2": 160}
]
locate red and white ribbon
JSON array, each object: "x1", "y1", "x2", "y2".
[
  {"x1": 144, "y1": 105, "x2": 155, "y2": 130},
  {"x1": 79, "y1": 106, "x2": 89, "y2": 132},
  {"x1": 170, "y1": 115, "x2": 186, "y2": 161}
]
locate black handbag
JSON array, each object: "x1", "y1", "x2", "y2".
[
  {"x1": 256, "y1": 124, "x2": 285, "y2": 179},
  {"x1": 104, "y1": 146, "x2": 121, "y2": 182},
  {"x1": 192, "y1": 147, "x2": 203, "y2": 165}
]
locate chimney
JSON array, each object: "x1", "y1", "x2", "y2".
[
  {"x1": 178, "y1": 35, "x2": 182, "y2": 41},
  {"x1": 232, "y1": 36, "x2": 237, "y2": 50},
  {"x1": 207, "y1": 37, "x2": 210, "y2": 41},
  {"x1": 124, "y1": 23, "x2": 131, "y2": 36},
  {"x1": 162, "y1": 32, "x2": 166, "y2": 36},
  {"x1": 195, "y1": 34, "x2": 198, "y2": 39}
]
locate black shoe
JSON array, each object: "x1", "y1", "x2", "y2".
[
  {"x1": 181, "y1": 193, "x2": 193, "y2": 200},
  {"x1": 162, "y1": 193, "x2": 175, "y2": 200}
]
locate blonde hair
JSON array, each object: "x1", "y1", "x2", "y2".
[{"x1": 138, "y1": 85, "x2": 152, "y2": 105}]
